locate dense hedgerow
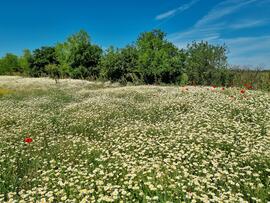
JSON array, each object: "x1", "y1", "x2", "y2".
[{"x1": 2, "y1": 29, "x2": 266, "y2": 89}]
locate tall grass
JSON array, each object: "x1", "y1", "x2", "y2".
[{"x1": 231, "y1": 68, "x2": 270, "y2": 91}]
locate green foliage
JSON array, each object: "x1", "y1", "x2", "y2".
[
  {"x1": 70, "y1": 66, "x2": 90, "y2": 79},
  {"x1": 135, "y1": 30, "x2": 185, "y2": 84},
  {"x1": 19, "y1": 49, "x2": 31, "y2": 75},
  {"x1": 0, "y1": 29, "x2": 268, "y2": 90},
  {"x1": 100, "y1": 45, "x2": 138, "y2": 83},
  {"x1": 0, "y1": 53, "x2": 21, "y2": 75},
  {"x1": 55, "y1": 30, "x2": 102, "y2": 79},
  {"x1": 186, "y1": 41, "x2": 229, "y2": 85},
  {"x1": 179, "y1": 73, "x2": 189, "y2": 85},
  {"x1": 29, "y1": 47, "x2": 58, "y2": 77},
  {"x1": 45, "y1": 64, "x2": 61, "y2": 83}
]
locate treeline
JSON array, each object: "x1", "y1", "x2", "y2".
[{"x1": 0, "y1": 29, "x2": 269, "y2": 89}]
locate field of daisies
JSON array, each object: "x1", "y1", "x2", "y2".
[{"x1": 0, "y1": 76, "x2": 270, "y2": 203}]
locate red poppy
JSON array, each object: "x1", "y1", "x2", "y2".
[
  {"x1": 222, "y1": 87, "x2": 225, "y2": 91},
  {"x1": 24, "y1": 137, "x2": 33, "y2": 143},
  {"x1": 240, "y1": 89, "x2": 245, "y2": 94},
  {"x1": 212, "y1": 85, "x2": 217, "y2": 88}
]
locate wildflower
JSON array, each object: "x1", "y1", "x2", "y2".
[
  {"x1": 244, "y1": 83, "x2": 253, "y2": 90},
  {"x1": 240, "y1": 89, "x2": 245, "y2": 94},
  {"x1": 24, "y1": 137, "x2": 33, "y2": 143}
]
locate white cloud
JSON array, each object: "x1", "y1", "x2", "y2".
[
  {"x1": 195, "y1": 0, "x2": 257, "y2": 27},
  {"x1": 230, "y1": 19, "x2": 268, "y2": 29},
  {"x1": 155, "y1": 0, "x2": 199, "y2": 20},
  {"x1": 167, "y1": 0, "x2": 270, "y2": 67},
  {"x1": 168, "y1": 24, "x2": 223, "y2": 43},
  {"x1": 156, "y1": 10, "x2": 177, "y2": 21},
  {"x1": 168, "y1": 0, "x2": 261, "y2": 43},
  {"x1": 225, "y1": 36, "x2": 270, "y2": 67}
]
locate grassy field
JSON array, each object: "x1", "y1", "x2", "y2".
[{"x1": 0, "y1": 76, "x2": 270, "y2": 203}]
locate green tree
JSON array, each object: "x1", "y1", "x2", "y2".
[
  {"x1": 136, "y1": 30, "x2": 185, "y2": 84},
  {"x1": 186, "y1": 41, "x2": 230, "y2": 85},
  {"x1": 55, "y1": 43, "x2": 71, "y2": 77},
  {"x1": 29, "y1": 47, "x2": 58, "y2": 77},
  {"x1": 55, "y1": 30, "x2": 102, "y2": 79},
  {"x1": 100, "y1": 45, "x2": 138, "y2": 83},
  {"x1": 0, "y1": 53, "x2": 21, "y2": 75},
  {"x1": 100, "y1": 47, "x2": 121, "y2": 81},
  {"x1": 19, "y1": 49, "x2": 32, "y2": 75}
]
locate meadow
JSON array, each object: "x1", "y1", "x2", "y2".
[{"x1": 0, "y1": 76, "x2": 270, "y2": 203}]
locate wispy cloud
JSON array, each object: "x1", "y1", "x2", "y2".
[
  {"x1": 169, "y1": 0, "x2": 260, "y2": 43},
  {"x1": 155, "y1": 0, "x2": 199, "y2": 21},
  {"x1": 167, "y1": 0, "x2": 270, "y2": 67},
  {"x1": 195, "y1": 0, "x2": 257, "y2": 27},
  {"x1": 227, "y1": 35, "x2": 270, "y2": 67},
  {"x1": 230, "y1": 19, "x2": 268, "y2": 29}
]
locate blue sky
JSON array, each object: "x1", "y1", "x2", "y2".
[{"x1": 0, "y1": 0, "x2": 270, "y2": 68}]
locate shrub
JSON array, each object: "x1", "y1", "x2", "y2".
[
  {"x1": 45, "y1": 64, "x2": 61, "y2": 83},
  {"x1": 179, "y1": 73, "x2": 189, "y2": 86}
]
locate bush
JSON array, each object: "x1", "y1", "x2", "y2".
[
  {"x1": 179, "y1": 73, "x2": 189, "y2": 86},
  {"x1": 70, "y1": 66, "x2": 90, "y2": 79},
  {"x1": 45, "y1": 64, "x2": 61, "y2": 83},
  {"x1": 99, "y1": 45, "x2": 138, "y2": 82}
]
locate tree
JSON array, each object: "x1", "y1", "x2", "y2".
[
  {"x1": 19, "y1": 49, "x2": 32, "y2": 75},
  {"x1": 0, "y1": 53, "x2": 21, "y2": 75},
  {"x1": 135, "y1": 30, "x2": 185, "y2": 84},
  {"x1": 29, "y1": 47, "x2": 58, "y2": 77},
  {"x1": 100, "y1": 47, "x2": 121, "y2": 81},
  {"x1": 55, "y1": 30, "x2": 102, "y2": 79},
  {"x1": 186, "y1": 41, "x2": 229, "y2": 85},
  {"x1": 100, "y1": 45, "x2": 138, "y2": 83}
]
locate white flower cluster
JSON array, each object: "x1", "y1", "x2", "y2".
[{"x1": 0, "y1": 76, "x2": 270, "y2": 202}]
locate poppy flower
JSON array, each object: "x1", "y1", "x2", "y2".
[
  {"x1": 212, "y1": 85, "x2": 217, "y2": 88},
  {"x1": 24, "y1": 137, "x2": 33, "y2": 143},
  {"x1": 240, "y1": 89, "x2": 245, "y2": 94},
  {"x1": 222, "y1": 87, "x2": 225, "y2": 91}
]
